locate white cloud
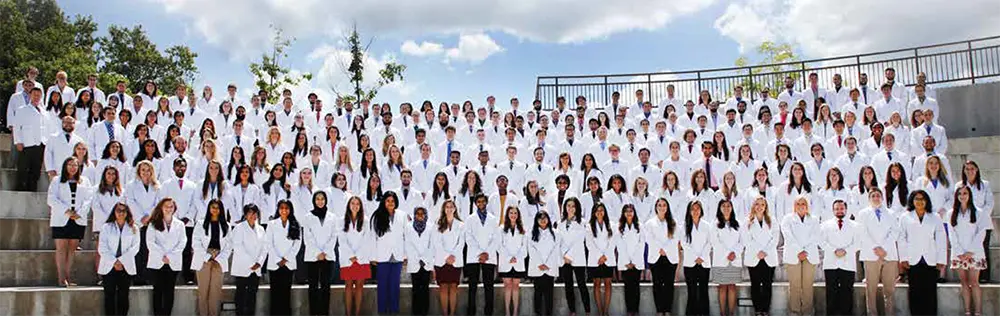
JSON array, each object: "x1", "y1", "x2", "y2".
[
  {"x1": 148, "y1": 0, "x2": 716, "y2": 58},
  {"x1": 400, "y1": 40, "x2": 444, "y2": 57},
  {"x1": 445, "y1": 33, "x2": 504, "y2": 64},
  {"x1": 265, "y1": 44, "x2": 417, "y2": 104},
  {"x1": 714, "y1": 0, "x2": 1000, "y2": 59}
]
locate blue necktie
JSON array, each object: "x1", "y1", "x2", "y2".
[
  {"x1": 423, "y1": 160, "x2": 427, "y2": 169},
  {"x1": 446, "y1": 142, "x2": 452, "y2": 164},
  {"x1": 105, "y1": 122, "x2": 115, "y2": 141},
  {"x1": 875, "y1": 209, "x2": 881, "y2": 221}
]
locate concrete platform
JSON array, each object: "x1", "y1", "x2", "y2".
[
  {"x1": 0, "y1": 282, "x2": 997, "y2": 316},
  {"x1": 0, "y1": 219, "x2": 96, "y2": 250},
  {"x1": 0, "y1": 250, "x2": 98, "y2": 287},
  {"x1": 0, "y1": 169, "x2": 49, "y2": 192},
  {"x1": 0, "y1": 191, "x2": 51, "y2": 219}
]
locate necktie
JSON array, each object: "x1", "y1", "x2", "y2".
[
  {"x1": 688, "y1": 144, "x2": 693, "y2": 152},
  {"x1": 119, "y1": 93, "x2": 125, "y2": 107},
  {"x1": 482, "y1": 166, "x2": 486, "y2": 175},
  {"x1": 706, "y1": 159, "x2": 714, "y2": 188},
  {"x1": 925, "y1": 125, "x2": 931, "y2": 134},
  {"x1": 862, "y1": 89, "x2": 869, "y2": 104},
  {"x1": 316, "y1": 111, "x2": 320, "y2": 122},
  {"x1": 630, "y1": 144, "x2": 634, "y2": 152},
  {"x1": 642, "y1": 165, "x2": 647, "y2": 173},
  {"x1": 115, "y1": 229, "x2": 123, "y2": 257},
  {"x1": 453, "y1": 166, "x2": 458, "y2": 174},
  {"x1": 671, "y1": 125, "x2": 675, "y2": 133},
  {"x1": 479, "y1": 144, "x2": 483, "y2": 153},
  {"x1": 236, "y1": 136, "x2": 241, "y2": 145},
  {"x1": 179, "y1": 179, "x2": 184, "y2": 188},
  {"x1": 403, "y1": 189, "x2": 409, "y2": 199},
  {"x1": 659, "y1": 136, "x2": 664, "y2": 143},
  {"x1": 423, "y1": 160, "x2": 428, "y2": 169},
  {"x1": 105, "y1": 122, "x2": 115, "y2": 141},
  {"x1": 537, "y1": 165, "x2": 541, "y2": 172},
  {"x1": 509, "y1": 161, "x2": 514, "y2": 169},
  {"x1": 600, "y1": 142, "x2": 605, "y2": 150},
  {"x1": 446, "y1": 142, "x2": 453, "y2": 164},
  {"x1": 838, "y1": 219, "x2": 843, "y2": 229},
  {"x1": 190, "y1": 107, "x2": 194, "y2": 115},
  {"x1": 65, "y1": 133, "x2": 70, "y2": 142},
  {"x1": 403, "y1": 117, "x2": 408, "y2": 127},
  {"x1": 887, "y1": 152, "x2": 893, "y2": 160},
  {"x1": 837, "y1": 135, "x2": 842, "y2": 146},
  {"x1": 875, "y1": 209, "x2": 882, "y2": 221}
]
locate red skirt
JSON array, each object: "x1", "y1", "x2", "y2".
[
  {"x1": 340, "y1": 262, "x2": 371, "y2": 281},
  {"x1": 435, "y1": 264, "x2": 462, "y2": 284}
]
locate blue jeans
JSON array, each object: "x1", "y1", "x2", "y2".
[{"x1": 375, "y1": 261, "x2": 403, "y2": 313}]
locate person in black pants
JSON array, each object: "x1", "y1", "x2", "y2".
[
  {"x1": 11, "y1": 86, "x2": 46, "y2": 192},
  {"x1": 646, "y1": 198, "x2": 679, "y2": 316},
  {"x1": 900, "y1": 190, "x2": 947, "y2": 316},
  {"x1": 650, "y1": 257, "x2": 677, "y2": 315},
  {"x1": 410, "y1": 269, "x2": 432, "y2": 315},
  {"x1": 465, "y1": 263, "x2": 497, "y2": 315},
  {"x1": 152, "y1": 266, "x2": 178, "y2": 316},
  {"x1": 465, "y1": 195, "x2": 499, "y2": 315},
  {"x1": 684, "y1": 265, "x2": 710, "y2": 315},
  {"x1": 270, "y1": 267, "x2": 294, "y2": 315},
  {"x1": 15, "y1": 144, "x2": 44, "y2": 191},
  {"x1": 821, "y1": 201, "x2": 858, "y2": 316},
  {"x1": 234, "y1": 274, "x2": 259, "y2": 316},
  {"x1": 182, "y1": 226, "x2": 195, "y2": 284},
  {"x1": 560, "y1": 264, "x2": 591, "y2": 314},
  {"x1": 307, "y1": 260, "x2": 331, "y2": 315},
  {"x1": 102, "y1": 269, "x2": 131, "y2": 315},
  {"x1": 748, "y1": 260, "x2": 774, "y2": 315},
  {"x1": 533, "y1": 275, "x2": 555, "y2": 315}
]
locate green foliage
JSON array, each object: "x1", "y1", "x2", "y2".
[
  {"x1": 249, "y1": 25, "x2": 312, "y2": 105},
  {"x1": 339, "y1": 24, "x2": 406, "y2": 104},
  {"x1": 735, "y1": 41, "x2": 803, "y2": 95},
  {"x1": 0, "y1": 0, "x2": 97, "y2": 103},
  {"x1": 97, "y1": 25, "x2": 199, "y2": 94}
]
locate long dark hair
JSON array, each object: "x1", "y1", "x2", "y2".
[
  {"x1": 201, "y1": 199, "x2": 230, "y2": 235},
  {"x1": 371, "y1": 191, "x2": 399, "y2": 237},
  {"x1": 432, "y1": 172, "x2": 451, "y2": 204},
  {"x1": 589, "y1": 203, "x2": 613, "y2": 238},
  {"x1": 101, "y1": 141, "x2": 127, "y2": 162},
  {"x1": 227, "y1": 146, "x2": 246, "y2": 181},
  {"x1": 531, "y1": 211, "x2": 555, "y2": 242},
  {"x1": 885, "y1": 162, "x2": 909, "y2": 207},
  {"x1": 961, "y1": 160, "x2": 983, "y2": 190},
  {"x1": 239, "y1": 204, "x2": 261, "y2": 224},
  {"x1": 59, "y1": 157, "x2": 81, "y2": 183},
  {"x1": 262, "y1": 164, "x2": 289, "y2": 197},
  {"x1": 715, "y1": 199, "x2": 740, "y2": 229},
  {"x1": 201, "y1": 160, "x2": 225, "y2": 201},
  {"x1": 459, "y1": 170, "x2": 482, "y2": 195},
  {"x1": 97, "y1": 165, "x2": 122, "y2": 195},
  {"x1": 951, "y1": 186, "x2": 977, "y2": 226},
  {"x1": 133, "y1": 139, "x2": 162, "y2": 166},
  {"x1": 787, "y1": 162, "x2": 812, "y2": 194},
  {"x1": 684, "y1": 200, "x2": 704, "y2": 243},
  {"x1": 618, "y1": 204, "x2": 640, "y2": 234},
  {"x1": 275, "y1": 200, "x2": 301, "y2": 240},
  {"x1": 502, "y1": 206, "x2": 525, "y2": 235},
  {"x1": 906, "y1": 190, "x2": 933, "y2": 213},
  {"x1": 561, "y1": 197, "x2": 583, "y2": 224},
  {"x1": 343, "y1": 196, "x2": 365, "y2": 232},
  {"x1": 150, "y1": 198, "x2": 177, "y2": 231}
]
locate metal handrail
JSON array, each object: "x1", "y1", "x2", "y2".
[{"x1": 535, "y1": 35, "x2": 1000, "y2": 109}]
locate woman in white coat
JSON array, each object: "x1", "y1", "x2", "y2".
[
  {"x1": 712, "y1": 199, "x2": 743, "y2": 316},
  {"x1": 146, "y1": 197, "x2": 187, "y2": 316},
  {"x1": 528, "y1": 211, "x2": 560, "y2": 316},
  {"x1": 949, "y1": 186, "x2": 993, "y2": 316},
  {"x1": 191, "y1": 199, "x2": 231, "y2": 316},
  {"x1": 743, "y1": 196, "x2": 779, "y2": 315},
  {"x1": 339, "y1": 196, "x2": 372, "y2": 316},
  {"x1": 98, "y1": 203, "x2": 141, "y2": 316},
  {"x1": 498, "y1": 206, "x2": 528, "y2": 316},
  {"x1": 914, "y1": 155, "x2": 953, "y2": 281},
  {"x1": 957, "y1": 160, "x2": 995, "y2": 284},
  {"x1": 587, "y1": 203, "x2": 616, "y2": 316},
  {"x1": 370, "y1": 191, "x2": 407, "y2": 315},
  {"x1": 559, "y1": 197, "x2": 592, "y2": 315},
  {"x1": 303, "y1": 191, "x2": 338, "y2": 316},
  {"x1": 780, "y1": 195, "x2": 821, "y2": 315},
  {"x1": 230, "y1": 204, "x2": 267, "y2": 316},
  {"x1": 682, "y1": 200, "x2": 713, "y2": 316},
  {"x1": 405, "y1": 207, "x2": 435, "y2": 316},
  {"x1": 126, "y1": 160, "x2": 160, "y2": 285},
  {"x1": 433, "y1": 199, "x2": 465, "y2": 316},
  {"x1": 226, "y1": 165, "x2": 262, "y2": 225},
  {"x1": 265, "y1": 200, "x2": 303, "y2": 316},
  {"x1": 48, "y1": 157, "x2": 94, "y2": 287},
  {"x1": 92, "y1": 165, "x2": 124, "y2": 282},
  {"x1": 617, "y1": 204, "x2": 645, "y2": 316},
  {"x1": 644, "y1": 198, "x2": 680, "y2": 316}
]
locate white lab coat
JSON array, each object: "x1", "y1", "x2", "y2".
[
  {"x1": 617, "y1": 225, "x2": 645, "y2": 270},
  {"x1": 559, "y1": 220, "x2": 588, "y2": 267},
  {"x1": 44, "y1": 132, "x2": 86, "y2": 173},
  {"x1": 948, "y1": 208, "x2": 993, "y2": 261},
  {"x1": 898, "y1": 211, "x2": 947, "y2": 265},
  {"x1": 146, "y1": 218, "x2": 187, "y2": 271},
  {"x1": 742, "y1": 219, "x2": 780, "y2": 267},
  {"x1": 780, "y1": 213, "x2": 821, "y2": 265},
  {"x1": 225, "y1": 184, "x2": 262, "y2": 224},
  {"x1": 856, "y1": 206, "x2": 901, "y2": 261},
  {"x1": 585, "y1": 223, "x2": 617, "y2": 268},
  {"x1": 160, "y1": 177, "x2": 199, "y2": 227},
  {"x1": 527, "y1": 228, "x2": 561, "y2": 277},
  {"x1": 265, "y1": 218, "x2": 302, "y2": 271},
  {"x1": 125, "y1": 180, "x2": 160, "y2": 220},
  {"x1": 90, "y1": 192, "x2": 124, "y2": 232},
  {"x1": 432, "y1": 220, "x2": 466, "y2": 268},
  {"x1": 230, "y1": 221, "x2": 268, "y2": 277},
  {"x1": 302, "y1": 211, "x2": 338, "y2": 263},
  {"x1": 47, "y1": 178, "x2": 94, "y2": 227},
  {"x1": 711, "y1": 222, "x2": 743, "y2": 268},
  {"x1": 498, "y1": 229, "x2": 528, "y2": 272},
  {"x1": 681, "y1": 218, "x2": 713, "y2": 267},
  {"x1": 190, "y1": 222, "x2": 233, "y2": 272},
  {"x1": 337, "y1": 219, "x2": 372, "y2": 268},
  {"x1": 404, "y1": 221, "x2": 434, "y2": 273},
  {"x1": 819, "y1": 218, "x2": 860, "y2": 271},
  {"x1": 97, "y1": 222, "x2": 142, "y2": 275},
  {"x1": 464, "y1": 212, "x2": 501, "y2": 264},
  {"x1": 644, "y1": 217, "x2": 681, "y2": 265},
  {"x1": 371, "y1": 212, "x2": 408, "y2": 262}
]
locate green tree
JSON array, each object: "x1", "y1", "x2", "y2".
[
  {"x1": 734, "y1": 41, "x2": 802, "y2": 96},
  {"x1": 249, "y1": 25, "x2": 312, "y2": 105},
  {"x1": 338, "y1": 24, "x2": 406, "y2": 104},
  {"x1": 96, "y1": 25, "x2": 198, "y2": 94},
  {"x1": 0, "y1": 0, "x2": 97, "y2": 105}
]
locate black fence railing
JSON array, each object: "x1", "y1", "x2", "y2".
[{"x1": 534, "y1": 36, "x2": 1000, "y2": 110}]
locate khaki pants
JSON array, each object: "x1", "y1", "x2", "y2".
[
  {"x1": 864, "y1": 260, "x2": 898, "y2": 316},
  {"x1": 196, "y1": 261, "x2": 224, "y2": 316},
  {"x1": 786, "y1": 261, "x2": 815, "y2": 315}
]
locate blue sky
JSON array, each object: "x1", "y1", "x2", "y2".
[{"x1": 58, "y1": 0, "x2": 999, "y2": 108}]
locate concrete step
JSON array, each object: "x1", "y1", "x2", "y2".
[
  {"x1": 0, "y1": 218, "x2": 96, "y2": 250},
  {"x1": 0, "y1": 191, "x2": 48, "y2": 219},
  {"x1": 0, "y1": 168, "x2": 49, "y2": 192},
  {"x1": 948, "y1": 136, "x2": 1000, "y2": 155},
  {"x1": 0, "y1": 282, "x2": 998, "y2": 316},
  {"x1": 0, "y1": 250, "x2": 98, "y2": 287},
  {"x1": 0, "y1": 133, "x2": 9, "y2": 152},
  {"x1": 0, "y1": 150, "x2": 13, "y2": 169}
]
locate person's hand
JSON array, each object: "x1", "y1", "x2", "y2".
[
  {"x1": 510, "y1": 258, "x2": 517, "y2": 264},
  {"x1": 162, "y1": 256, "x2": 170, "y2": 264},
  {"x1": 757, "y1": 251, "x2": 766, "y2": 260},
  {"x1": 798, "y1": 251, "x2": 808, "y2": 262},
  {"x1": 598, "y1": 255, "x2": 607, "y2": 265},
  {"x1": 251, "y1": 263, "x2": 261, "y2": 271},
  {"x1": 479, "y1": 252, "x2": 489, "y2": 263},
  {"x1": 835, "y1": 249, "x2": 847, "y2": 258},
  {"x1": 47, "y1": 171, "x2": 57, "y2": 178},
  {"x1": 350, "y1": 256, "x2": 359, "y2": 264},
  {"x1": 15, "y1": 143, "x2": 23, "y2": 152},
  {"x1": 446, "y1": 255, "x2": 456, "y2": 265},
  {"x1": 141, "y1": 216, "x2": 150, "y2": 225},
  {"x1": 659, "y1": 249, "x2": 667, "y2": 257},
  {"x1": 727, "y1": 252, "x2": 736, "y2": 262},
  {"x1": 113, "y1": 261, "x2": 124, "y2": 271},
  {"x1": 626, "y1": 263, "x2": 636, "y2": 270},
  {"x1": 283, "y1": 183, "x2": 291, "y2": 191},
  {"x1": 370, "y1": 261, "x2": 378, "y2": 266},
  {"x1": 181, "y1": 218, "x2": 190, "y2": 225},
  {"x1": 278, "y1": 258, "x2": 288, "y2": 267},
  {"x1": 874, "y1": 247, "x2": 886, "y2": 259},
  {"x1": 694, "y1": 258, "x2": 703, "y2": 265},
  {"x1": 539, "y1": 264, "x2": 549, "y2": 271},
  {"x1": 899, "y1": 261, "x2": 910, "y2": 270},
  {"x1": 317, "y1": 252, "x2": 326, "y2": 261},
  {"x1": 563, "y1": 256, "x2": 572, "y2": 265}
]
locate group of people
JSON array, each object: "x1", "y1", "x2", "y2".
[{"x1": 4, "y1": 65, "x2": 993, "y2": 315}]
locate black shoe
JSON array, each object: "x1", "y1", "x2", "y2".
[{"x1": 937, "y1": 277, "x2": 947, "y2": 283}]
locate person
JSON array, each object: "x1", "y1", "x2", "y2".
[
  {"x1": 47, "y1": 157, "x2": 93, "y2": 287},
  {"x1": 160, "y1": 157, "x2": 199, "y2": 285},
  {"x1": 404, "y1": 207, "x2": 434, "y2": 316},
  {"x1": 528, "y1": 211, "x2": 559, "y2": 315},
  {"x1": 820, "y1": 200, "x2": 860, "y2": 315},
  {"x1": 191, "y1": 199, "x2": 231, "y2": 316},
  {"x1": 304, "y1": 191, "x2": 337, "y2": 315},
  {"x1": 339, "y1": 196, "x2": 371, "y2": 316},
  {"x1": 899, "y1": 190, "x2": 947, "y2": 315},
  {"x1": 956, "y1": 160, "x2": 994, "y2": 284},
  {"x1": 433, "y1": 199, "x2": 465, "y2": 316},
  {"x1": 92, "y1": 165, "x2": 124, "y2": 283},
  {"x1": 949, "y1": 186, "x2": 992, "y2": 316},
  {"x1": 147, "y1": 198, "x2": 187, "y2": 316},
  {"x1": 560, "y1": 197, "x2": 592, "y2": 315},
  {"x1": 98, "y1": 203, "x2": 140, "y2": 316},
  {"x1": 644, "y1": 198, "x2": 679, "y2": 316},
  {"x1": 265, "y1": 200, "x2": 302, "y2": 316},
  {"x1": 371, "y1": 191, "x2": 406, "y2": 314},
  {"x1": 781, "y1": 195, "x2": 820, "y2": 316},
  {"x1": 465, "y1": 193, "x2": 500, "y2": 315},
  {"x1": 683, "y1": 200, "x2": 712, "y2": 316},
  {"x1": 497, "y1": 206, "x2": 527, "y2": 316},
  {"x1": 711, "y1": 200, "x2": 742, "y2": 316},
  {"x1": 914, "y1": 155, "x2": 952, "y2": 282},
  {"x1": 856, "y1": 188, "x2": 900, "y2": 315},
  {"x1": 587, "y1": 203, "x2": 616, "y2": 316},
  {"x1": 617, "y1": 204, "x2": 644, "y2": 316},
  {"x1": 743, "y1": 196, "x2": 778, "y2": 315},
  {"x1": 13, "y1": 87, "x2": 51, "y2": 191},
  {"x1": 231, "y1": 204, "x2": 266, "y2": 316}
]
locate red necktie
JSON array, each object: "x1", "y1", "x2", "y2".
[{"x1": 837, "y1": 219, "x2": 843, "y2": 230}]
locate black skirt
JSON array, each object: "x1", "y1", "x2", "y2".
[
  {"x1": 498, "y1": 268, "x2": 526, "y2": 279},
  {"x1": 589, "y1": 264, "x2": 614, "y2": 278},
  {"x1": 52, "y1": 220, "x2": 86, "y2": 239}
]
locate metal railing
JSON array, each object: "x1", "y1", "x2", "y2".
[{"x1": 534, "y1": 36, "x2": 1000, "y2": 110}]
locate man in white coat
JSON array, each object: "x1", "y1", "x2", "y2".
[
  {"x1": 819, "y1": 200, "x2": 861, "y2": 315},
  {"x1": 408, "y1": 143, "x2": 442, "y2": 193},
  {"x1": 159, "y1": 157, "x2": 200, "y2": 284},
  {"x1": 88, "y1": 107, "x2": 127, "y2": 160},
  {"x1": 44, "y1": 116, "x2": 86, "y2": 177},
  {"x1": 856, "y1": 188, "x2": 901, "y2": 316},
  {"x1": 465, "y1": 194, "x2": 501, "y2": 315}
]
